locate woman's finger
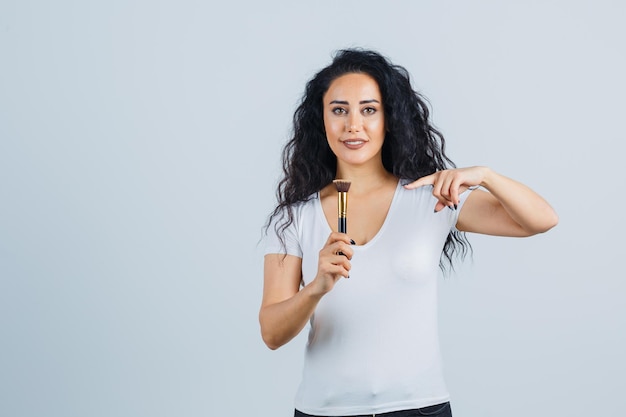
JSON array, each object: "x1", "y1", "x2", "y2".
[
  {"x1": 403, "y1": 173, "x2": 435, "y2": 189},
  {"x1": 440, "y1": 173, "x2": 455, "y2": 202}
]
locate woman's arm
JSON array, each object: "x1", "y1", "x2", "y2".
[
  {"x1": 259, "y1": 233, "x2": 353, "y2": 350},
  {"x1": 404, "y1": 166, "x2": 558, "y2": 237}
]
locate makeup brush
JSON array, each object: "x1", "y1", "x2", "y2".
[{"x1": 333, "y1": 179, "x2": 351, "y2": 234}]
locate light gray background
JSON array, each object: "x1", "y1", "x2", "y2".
[{"x1": 1, "y1": 1, "x2": 624, "y2": 416}]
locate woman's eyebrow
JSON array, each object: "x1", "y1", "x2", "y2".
[{"x1": 329, "y1": 99, "x2": 381, "y2": 105}]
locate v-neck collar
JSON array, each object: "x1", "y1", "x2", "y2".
[{"x1": 316, "y1": 180, "x2": 402, "y2": 250}]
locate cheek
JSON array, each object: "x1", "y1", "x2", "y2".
[
  {"x1": 322, "y1": 114, "x2": 331, "y2": 133},
  {"x1": 324, "y1": 118, "x2": 343, "y2": 138},
  {"x1": 372, "y1": 117, "x2": 385, "y2": 134},
  {"x1": 323, "y1": 121, "x2": 337, "y2": 149}
]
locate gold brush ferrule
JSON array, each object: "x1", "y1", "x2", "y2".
[{"x1": 337, "y1": 191, "x2": 348, "y2": 218}]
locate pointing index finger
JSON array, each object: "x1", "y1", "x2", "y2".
[{"x1": 403, "y1": 173, "x2": 435, "y2": 190}]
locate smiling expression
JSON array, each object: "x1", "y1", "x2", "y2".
[{"x1": 322, "y1": 73, "x2": 386, "y2": 169}]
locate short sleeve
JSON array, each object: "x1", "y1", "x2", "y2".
[
  {"x1": 451, "y1": 186, "x2": 477, "y2": 232},
  {"x1": 263, "y1": 209, "x2": 303, "y2": 258}
]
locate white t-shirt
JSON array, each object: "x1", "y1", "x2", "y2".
[{"x1": 264, "y1": 182, "x2": 472, "y2": 416}]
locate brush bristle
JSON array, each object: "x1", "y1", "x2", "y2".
[{"x1": 333, "y1": 179, "x2": 351, "y2": 192}]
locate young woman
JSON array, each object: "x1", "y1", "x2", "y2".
[{"x1": 260, "y1": 49, "x2": 558, "y2": 417}]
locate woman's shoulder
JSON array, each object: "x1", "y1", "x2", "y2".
[
  {"x1": 396, "y1": 180, "x2": 446, "y2": 214},
  {"x1": 398, "y1": 179, "x2": 436, "y2": 199},
  {"x1": 274, "y1": 193, "x2": 319, "y2": 218}
]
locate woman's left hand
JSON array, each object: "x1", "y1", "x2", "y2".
[
  {"x1": 404, "y1": 166, "x2": 558, "y2": 236},
  {"x1": 404, "y1": 166, "x2": 487, "y2": 212}
]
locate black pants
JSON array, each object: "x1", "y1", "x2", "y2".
[{"x1": 294, "y1": 401, "x2": 452, "y2": 417}]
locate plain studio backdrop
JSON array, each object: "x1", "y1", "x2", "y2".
[{"x1": 1, "y1": 1, "x2": 624, "y2": 416}]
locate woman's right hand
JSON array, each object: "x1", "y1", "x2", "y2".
[
  {"x1": 260, "y1": 232, "x2": 354, "y2": 350},
  {"x1": 311, "y1": 232, "x2": 354, "y2": 295}
]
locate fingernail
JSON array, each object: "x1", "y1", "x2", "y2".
[
  {"x1": 350, "y1": 239, "x2": 356, "y2": 245},
  {"x1": 434, "y1": 208, "x2": 438, "y2": 213},
  {"x1": 447, "y1": 206, "x2": 454, "y2": 211},
  {"x1": 454, "y1": 204, "x2": 458, "y2": 210}
]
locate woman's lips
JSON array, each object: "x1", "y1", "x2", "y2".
[{"x1": 342, "y1": 139, "x2": 366, "y2": 150}]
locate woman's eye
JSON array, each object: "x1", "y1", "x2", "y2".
[
  {"x1": 363, "y1": 107, "x2": 376, "y2": 115},
  {"x1": 332, "y1": 107, "x2": 347, "y2": 115}
]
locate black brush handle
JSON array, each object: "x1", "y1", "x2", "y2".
[
  {"x1": 337, "y1": 218, "x2": 347, "y2": 257},
  {"x1": 338, "y1": 217, "x2": 347, "y2": 234}
]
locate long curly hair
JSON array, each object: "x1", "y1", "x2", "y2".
[{"x1": 266, "y1": 48, "x2": 471, "y2": 270}]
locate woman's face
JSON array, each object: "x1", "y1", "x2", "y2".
[{"x1": 322, "y1": 72, "x2": 385, "y2": 169}]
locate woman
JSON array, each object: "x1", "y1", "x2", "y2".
[{"x1": 260, "y1": 49, "x2": 558, "y2": 417}]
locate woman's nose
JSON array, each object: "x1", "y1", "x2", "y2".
[{"x1": 347, "y1": 113, "x2": 362, "y2": 132}]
